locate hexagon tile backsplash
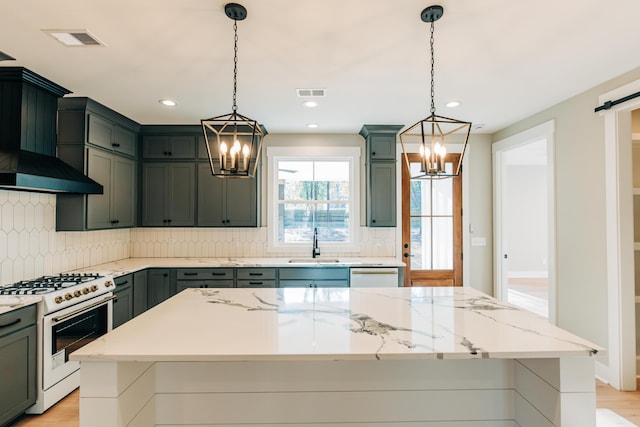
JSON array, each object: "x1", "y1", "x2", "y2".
[
  {"x1": 0, "y1": 191, "x2": 130, "y2": 284},
  {"x1": 0, "y1": 189, "x2": 397, "y2": 284}
]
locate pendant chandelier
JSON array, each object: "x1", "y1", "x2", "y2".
[
  {"x1": 201, "y1": 3, "x2": 265, "y2": 178},
  {"x1": 399, "y1": 5, "x2": 471, "y2": 179}
]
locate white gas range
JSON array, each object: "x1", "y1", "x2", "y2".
[{"x1": 0, "y1": 273, "x2": 115, "y2": 414}]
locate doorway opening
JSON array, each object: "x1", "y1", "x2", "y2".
[{"x1": 493, "y1": 120, "x2": 556, "y2": 322}]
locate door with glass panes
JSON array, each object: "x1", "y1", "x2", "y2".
[{"x1": 402, "y1": 153, "x2": 462, "y2": 286}]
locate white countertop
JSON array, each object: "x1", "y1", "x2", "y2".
[
  {"x1": 69, "y1": 256, "x2": 405, "y2": 277},
  {"x1": 0, "y1": 295, "x2": 40, "y2": 315},
  {"x1": 70, "y1": 286, "x2": 601, "y2": 362}
]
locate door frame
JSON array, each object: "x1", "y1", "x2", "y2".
[
  {"x1": 401, "y1": 153, "x2": 463, "y2": 287},
  {"x1": 492, "y1": 120, "x2": 557, "y2": 324},
  {"x1": 598, "y1": 79, "x2": 640, "y2": 390}
]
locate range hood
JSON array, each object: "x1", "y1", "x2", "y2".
[{"x1": 0, "y1": 67, "x2": 103, "y2": 194}]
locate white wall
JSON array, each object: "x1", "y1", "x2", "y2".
[{"x1": 493, "y1": 65, "x2": 640, "y2": 353}]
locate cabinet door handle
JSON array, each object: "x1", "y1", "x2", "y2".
[
  {"x1": 112, "y1": 143, "x2": 121, "y2": 147},
  {"x1": 372, "y1": 219, "x2": 376, "y2": 223},
  {"x1": 0, "y1": 318, "x2": 21, "y2": 329}
]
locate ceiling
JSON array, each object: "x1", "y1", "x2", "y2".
[{"x1": 2, "y1": 0, "x2": 640, "y2": 135}]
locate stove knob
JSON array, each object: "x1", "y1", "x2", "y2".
[
  {"x1": 82, "y1": 287, "x2": 90, "y2": 294},
  {"x1": 74, "y1": 290, "x2": 82, "y2": 297},
  {"x1": 105, "y1": 280, "x2": 113, "y2": 287},
  {"x1": 55, "y1": 296, "x2": 64, "y2": 304},
  {"x1": 64, "y1": 293, "x2": 73, "y2": 301},
  {"x1": 90, "y1": 285, "x2": 98, "y2": 292}
]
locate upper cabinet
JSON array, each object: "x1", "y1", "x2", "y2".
[
  {"x1": 139, "y1": 125, "x2": 262, "y2": 228},
  {"x1": 56, "y1": 97, "x2": 140, "y2": 231},
  {"x1": 359, "y1": 124, "x2": 403, "y2": 227}
]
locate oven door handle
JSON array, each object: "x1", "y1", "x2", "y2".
[{"x1": 52, "y1": 295, "x2": 116, "y2": 323}]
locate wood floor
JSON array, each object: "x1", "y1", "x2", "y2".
[{"x1": 9, "y1": 380, "x2": 640, "y2": 426}]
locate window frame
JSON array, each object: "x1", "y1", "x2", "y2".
[{"x1": 266, "y1": 146, "x2": 361, "y2": 254}]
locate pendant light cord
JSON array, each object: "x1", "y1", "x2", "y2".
[
  {"x1": 429, "y1": 19, "x2": 436, "y2": 115},
  {"x1": 232, "y1": 20, "x2": 239, "y2": 112}
]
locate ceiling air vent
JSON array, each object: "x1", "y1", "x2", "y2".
[
  {"x1": 42, "y1": 30, "x2": 104, "y2": 47},
  {"x1": 296, "y1": 88, "x2": 325, "y2": 97}
]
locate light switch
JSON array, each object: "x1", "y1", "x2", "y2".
[{"x1": 471, "y1": 237, "x2": 486, "y2": 247}]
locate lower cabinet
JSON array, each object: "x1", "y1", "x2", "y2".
[
  {"x1": 278, "y1": 268, "x2": 349, "y2": 288},
  {"x1": 236, "y1": 268, "x2": 276, "y2": 288},
  {"x1": 113, "y1": 275, "x2": 133, "y2": 328},
  {"x1": 0, "y1": 305, "x2": 36, "y2": 426},
  {"x1": 133, "y1": 270, "x2": 148, "y2": 318},
  {"x1": 176, "y1": 268, "x2": 234, "y2": 291},
  {"x1": 147, "y1": 269, "x2": 176, "y2": 308}
]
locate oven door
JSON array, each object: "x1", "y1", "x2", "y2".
[{"x1": 42, "y1": 293, "x2": 114, "y2": 390}]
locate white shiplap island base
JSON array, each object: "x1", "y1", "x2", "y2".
[{"x1": 71, "y1": 287, "x2": 602, "y2": 427}]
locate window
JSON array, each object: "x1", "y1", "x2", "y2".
[{"x1": 267, "y1": 146, "x2": 360, "y2": 253}]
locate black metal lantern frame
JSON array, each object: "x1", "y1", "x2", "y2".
[
  {"x1": 399, "y1": 5, "x2": 471, "y2": 179},
  {"x1": 201, "y1": 3, "x2": 265, "y2": 178}
]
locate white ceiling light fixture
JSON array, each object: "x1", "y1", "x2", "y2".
[
  {"x1": 201, "y1": 3, "x2": 266, "y2": 179},
  {"x1": 159, "y1": 99, "x2": 177, "y2": 107},
  {"x1": 307, "y1": 123, "x2": 318, "y2": 129},
  {"x1": 302, "y1": 100, "x2": 318, "y2": 107},
  {"x1": 446, "y1": 100, "x2": 461, "y2": 108},
  {"x1": 399, "y1": 5, "x2": 471, "y2": 179},
  {"x1": 42, "y1": 29, "x2": 104, "y2": 47}
]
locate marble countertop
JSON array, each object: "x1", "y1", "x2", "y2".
[
  {"x1": 69, "y1": 256, "x2": 405, "y2": 278},
  {"x1": 70, "y1": 286, "x2": 602, "y2": 363},
  {"x1": 0, "y1": 295, "x2": 40, "y2": 315}
]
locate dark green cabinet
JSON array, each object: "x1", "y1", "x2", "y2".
[
  {"x1": 147, "y1": 269, "x2": 176, "y2": 308},
  {"x1": 368, "y1": 162, "x2": 396, "y2": 227},
  {"x1": 142, "y1": 163, "x2": 195, "y2": 226},
  {"x1": 0, "y1": 305, "x2": 36, "y2": 426},
  {"x1": 236, "y1": 268, "x2": 276, "y2": 288},
  {"x1": 142, "y1": 135, "x2": 196, "y2": 159},
  {"x1": 197, "y1": 163, "x2": 258, "y2": 227},
  {"x1": 360, "y1": 125, "x2": 403, "y2": 228},
  {"x1": 113, "y1": 275, "x2": 133, "y2": 328},
  {"x1": 278, "y1": 267, "x2": 349, "y2": 288},
  {"x1": 176, "y1": 268, "x2": 234, "y2": 291},
  {"x1": 56, "y1": 97, "x2": 139, "y2": 231},
  {"x1": 133, "y1": 270, "x2": 148, "y2": 318}
]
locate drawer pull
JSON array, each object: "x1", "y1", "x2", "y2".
[
  {"x1": 0, "y1": 318, "x2": 21, "y2": 329},
  {"x1": 183, "y1": 272, "x2": 198, "y2": 276},
  {"x1": 249, "y1": 282, "x2": 264, "y2": 285},
  {"x1": 249, "y1": 272, "x2": 263, "y2": 276},
  {"x1": 117, "y1": 280, "x2": 129, "y2": 285},
  {"x1": 211, "y1": 272, "x2": 226, "y2": 276}
]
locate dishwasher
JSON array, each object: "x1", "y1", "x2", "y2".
[{"x1": 349, "y1": 267, "x2": 399, "y2": 287}]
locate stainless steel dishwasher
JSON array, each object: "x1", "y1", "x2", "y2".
[{"x1": 349, "y1": 267, "x2": 399, "y2": 287}]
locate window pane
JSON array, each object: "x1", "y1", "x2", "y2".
[
  {"x1": 315, "y1": 203, "x2": 349, "y2": 242},
  {"x1": 433, "y1": 217, "x2": 453, "y2": 269},
  {"x1": 410, "y1": 217, "x2": 431, "y2": 270},
  {"x1": 432, "y1": 177, "x2": 452, "y2": 215},
  {"x1": 410, "y1": 177, "x2": 431, "y2": 216},
  {"x1": 279, "y1": 203, "x2": 312, "y2": 243}
]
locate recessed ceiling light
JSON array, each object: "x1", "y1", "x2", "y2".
[
  {"x1": 306, "y1": 123, "x2": 318, "y2": 129},
  {"x1": 302, "y1": 101, "x2": 318, "y2": 108},
  {"x1": 446, "y1": 101, "x2": 461, "y2": 108},
  {"x1": 43, "y1": 29, "x2": 104, "y2": 47},
  {"x1": 159, "y1": 99, "x2": 177, "y2": 107}
]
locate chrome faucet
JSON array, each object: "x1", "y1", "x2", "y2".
[{"x1": 312, "y1": 227, "x2": 320, "y2": 258}]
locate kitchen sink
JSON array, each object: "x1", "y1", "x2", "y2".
[{"x1": 288, "y1": 258, "x2": 340, "y2": 264}]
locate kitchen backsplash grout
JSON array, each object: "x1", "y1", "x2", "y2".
[{"x1": 0, "y1": 190, "x2": 397, "y2": 284}]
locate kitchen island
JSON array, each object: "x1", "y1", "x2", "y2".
[{"x1": 71, "y1": 286, "x2": 601, "y2": 426}]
